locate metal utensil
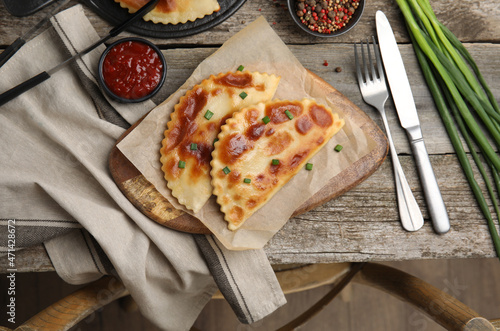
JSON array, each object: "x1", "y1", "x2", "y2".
[
  {"x1": 376, "y1": 10, "x2": 450, "y2": 234},
  {"x1": 0, "y1": 0, "x2": 160, "y2": 107},
  {"x1": 0, "y1": 0, "x2": 71, "y2": 69},
  {"x1": 355, "y1": 37, "x2": 424, "y2": 232}
]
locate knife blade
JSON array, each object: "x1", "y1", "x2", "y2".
[
  {"x1": 376, "y1": 10, "x2": 450, "y2": 234},
  {"x1": 0, "y1": 0, "x2": 160, "y2": 107},
  {"x1": 0, "y1": 0, "x2": 71, "y2": 69}
]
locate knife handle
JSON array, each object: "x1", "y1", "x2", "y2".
[
  {"x1": 0, "y1": 38, "x2": 26, "y2": 68},
  {"x1": 409, "y1": 134, "x2": 450, "y2": 234},
  {"x1": 0, "y1": 71, "x2": 51, "y2": 107}
]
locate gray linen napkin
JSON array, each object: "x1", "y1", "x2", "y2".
[{"x1": 0, "y1": 4, "x2": 285, "y2": 330}]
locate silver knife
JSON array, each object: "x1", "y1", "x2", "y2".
[{"x1": 376, "y1": 10, "x2": 450, "y2": 234}]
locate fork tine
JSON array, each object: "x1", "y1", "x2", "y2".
[
  {"x1": 354, "y1": 43, "x2": 364, "y2": 85},
  {"x1": 366, "y1": 38, "x2": 377, "y2": 82},
  {"x1": 372, "y1": 36, "x2": 385, "y2": 83},
  {"x1": 361, "y1": 40, "x2": 369, "y2": 84}
]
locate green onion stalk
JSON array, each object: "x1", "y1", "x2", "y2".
[{"x1": 395, "y1": 0, "x2": 500, "y2": 258}]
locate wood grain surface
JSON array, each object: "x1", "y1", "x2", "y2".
[
  {"x1": 0, "y1": 0, "x2": 499, "y2": 45},
  {"x1": 0, "y1": 0, "x2": 499, "y2": 269}
]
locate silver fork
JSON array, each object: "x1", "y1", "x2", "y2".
[{"x1": 354, "y1": 37, "x2": 423, "y2": 232}]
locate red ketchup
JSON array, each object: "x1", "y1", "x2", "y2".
[{"x1": 102, "y1": 40, "x2": 163, "y2": 100}]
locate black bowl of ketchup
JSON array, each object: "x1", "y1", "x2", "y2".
[{"x1": 98, "y1": 37, "x2": 166, "y2": 103}]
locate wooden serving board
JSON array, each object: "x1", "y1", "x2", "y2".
[{"x1": 109, "y1": 71, "x2": 388, "y2": 234}]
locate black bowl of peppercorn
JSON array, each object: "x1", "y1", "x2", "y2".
[{"x1": 287, "y1": 0, "x2": 365, "y2": 37}]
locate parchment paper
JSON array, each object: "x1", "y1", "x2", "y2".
[{"x1": 117, "y1": 16, "x2": 376, "y2": 250}]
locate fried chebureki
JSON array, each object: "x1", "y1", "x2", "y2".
[
  {"x1": 160, "y1": 71, "x2": 281, "y2": 213},
  {"x1": 211, "y1": 99, "x2": 344, "y2": 231},
  {"x1": 115, "y1": 0, "x2": 220, "y2": 25}
]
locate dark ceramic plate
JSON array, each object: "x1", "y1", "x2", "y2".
[
  {"x1": 3, "y1": 0, "x2": 56, "y2": 17},
  {"x1": 81, "y1": 0, "x2": 247, "y2": 38}
]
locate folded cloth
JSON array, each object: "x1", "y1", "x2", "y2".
[{"x1": 0, "y1": 4, "x2": 285, "y2": 330}]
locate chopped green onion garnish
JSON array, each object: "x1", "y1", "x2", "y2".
[
  {"x1": 272, "y1": 159, "x2": 279, "y2": 166},
  {"x1": 178, "y1": 160, "x2": 186, "y2": 169},
  {"x1": 243, "y1": 178, "x2": 251, "y2": 184},
  {"x1": 305, "y1": 163, "x2": 313, "y2": 171},
  {"x1": 190, "y1": 143, "x2": 198, "y2": 150},
  {"x1": 213, "y1": 138, "x2": 219, "y2": 145},
  {"x1": 239, "y1": 91, "x2": 248, "y2": 99},
  {"x1": 334, "y1": 144, "x2": 343, "y2": 152},
  {"x1": 223, "y1": 166, "x2": 231, "y2": 175},
  {"x1": 237, "y1": 65, "x2": 245, "y2": 71},
  {"x1": 285, "y1": 109, "x2": 294, "y2": 120},
  {"x1": 262, "y1": 116, "x2": 270, "y2": 124},
  {"x1": 204, "y1": 110, "x2": 214, "y2": 120}
]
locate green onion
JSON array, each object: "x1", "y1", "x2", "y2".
[
  {"x1": 239, "y1": 91, "x2": 248, "y2": 99},
  {"x1": 305, "y1": 163, "x2": 313, "y2": 171},
  {"x1": 190, "y1": 143, "x2": 198, "y2": 150},
  {"x1": 237, "y1": 65, "x2": 245, "y2": 71},
  {"x1": 262, "y1": 116, "x2": 271, "y2": 124},
  {"x1": 223, "y1": 166, "x2": 231, "y2": 175},
  {"x1": 204, "y1": 110, "x2": 214, "y2": 120},
  {"x1": 272, "y1": 159, "x2": 279, "y2": 166},
  {"x1": 243, "y1": 178, "x2": 251, "y2": 184},
  {"x1": 178, "y1": 160, "x2": 186, "y2": 169},
  {"x1": 396, "y1": 0, "x2": 500, "y2": 259},
  {"x1": 284, "y1": 109, "x2": 294, "y2": 120},
  {"x1": 334, "y1": 144, "x2": 343, "y2": 152},
  {"x1": 213, "y1": 138, "x2": 219, "y2": 145}
]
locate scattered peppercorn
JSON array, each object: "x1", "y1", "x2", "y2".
[
  {"x1": 323, "y1": 60, "x2": 329, "y2": 66},
  {"x1": 335, "y1": 66, "x2": 342, "y2": 72},
  {"x1": 295, "y1": 0, "x2": 359, "y2": 34}
]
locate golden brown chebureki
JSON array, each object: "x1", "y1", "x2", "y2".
[
  {"x1": 160, "y1": 71, "x2": 280, "y2": 213},
  {"x1": 115, "y1": 0, "x2": 220, "y2": 25},
  {"x1": 211, "y1": 99, "x2": 344, "y2": 231}
]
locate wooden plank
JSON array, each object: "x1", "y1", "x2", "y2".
[
  {"x1": 0, "y1": 0, "x2": 499, "y2": 46},
  {"x1": 2, "y1": 152, "x2": 498, "y2": 272},
  {"x1": 155, "y1": 43, "x2": 500, "y2": 156},
  {"x1": 265, "y1": 154, "x2": 498, "y2": 264},
  {"x1": 0, "y1": 245, "x2": 54, "y2": 272}
]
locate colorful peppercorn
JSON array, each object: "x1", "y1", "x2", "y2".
[{"x1": 295, "y1": 0, "x2": 359, "y2": 34}]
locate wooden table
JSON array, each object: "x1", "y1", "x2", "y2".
[{"x1": 1, "y1": 0, "x2": 499, "y2": 272}]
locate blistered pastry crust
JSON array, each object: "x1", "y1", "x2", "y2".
[
  {"x1": 115, "y1": 0, "x2": 220, "y2": 25},
  {"x1": 160, "y1": 71, "x2": 281, "y2": 212},
  {"x1": 211, "y1": 99, "x2": 345, "y2": 231}
]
